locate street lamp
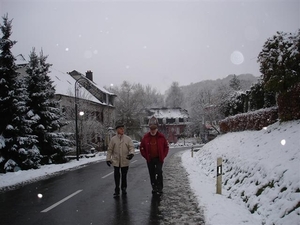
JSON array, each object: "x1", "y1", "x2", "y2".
[
  {"x1": 79, "y1": 111, "x2": 84, "y2": 154},
  {"x1": 74, "y1": 77, "x2": 90, "y2": 161}
]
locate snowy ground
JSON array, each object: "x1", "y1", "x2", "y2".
[
  {"x1": 181, "y1": 120, "x2": 300, "y2": 225},
  {"x1": 0, "y1": 120, "x2": 299, "y2": 225},
  {"x1": 0, "y1": 153, "x2": 109, "y2": 192}
]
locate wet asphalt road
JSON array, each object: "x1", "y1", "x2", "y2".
[{"x1": 0, "y1": 147, "x2": 204, "y2": 225}]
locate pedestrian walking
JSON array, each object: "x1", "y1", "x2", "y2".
[
  {"x1": 140, "y1": 117, "x2": 169, "y2": 194},
  {"x1": 106, "y1": 122, "x2": 135, "y2": 197}
]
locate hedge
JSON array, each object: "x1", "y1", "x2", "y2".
[{"x1": 219, "y1": 107, "x2": 278, "y2": 133}]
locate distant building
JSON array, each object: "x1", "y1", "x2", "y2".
[{"x1": 142, "y1": 107, "x2": 190, "y2": 143}]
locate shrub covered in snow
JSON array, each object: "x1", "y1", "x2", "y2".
[
  {"x1": 220, "y1": 29, "x2": 300, "y2": 130},
  {"x1": 258, "y1": 29, "x2": 300, "y2": 94},
  {"x1": 219, "y1": 107, "x2": 278, "y2": 133}
]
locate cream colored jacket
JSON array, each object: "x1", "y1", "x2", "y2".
[{"x1": 106, "y1": 134, "x2": 135, "y2": 167}]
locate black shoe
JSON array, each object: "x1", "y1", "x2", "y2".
[
  {"x1": 152, "y1": 184, "x2": 158, "y2": 194},
  {"x1": 113, "y1": 192, "x2": 120, "y2": 197},
  {"x1": 121, "y1": 188, "x2": 127, "y2": 195},
  {"x1": 157, "y1": 189, "x2": 163, "y2": 194},
  {"x1": 152, "y1": 189, "x2": 158, "y2": 194}
]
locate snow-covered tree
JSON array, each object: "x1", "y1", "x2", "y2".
[
  {"x1": 0, "y1": 14, "x2": 18, "y2": 135},
  {"x1": 229, "y1": 74, "x2": 241, "y2": 91},
  {"x1": 248, "y1": 80, "x2": 265, "y2": 111},
  {"x1": 113, "y1": 81, "x2": 143, "y2": 137},
  {"x1": 7, "y1": 78, "x2": 41, "y2": 170},
  {"x1": 25, "y1": 49, "x2": 72, "y2": 164},
  {"x1": 258, "y1": 30, "x2": 300, "y2": 93},
  {"x1": 139, "y1": 84, "x2": 164, "y2": 109},
  {"x1": 248, "y1": 78, "x2": 276, "y2": 111},
  {"x1": 257, "y1": 30, "x2": 300, "y2": 121},
  {"x1": 188, "y1": 90, "x2": 206, "y2": 136},
  {"x1": 0, "y1": 15, "x2": 22, "y2": 171},
  {"x1": 0, "y1": 15, "x2": 40, "y2": 172},
  {"x1": 111, "y1": 81, "x2": 164, "y2": 139},
  {"x1": 188, "y1": 87, "x2": 222, "y2": 138},
  {"x1": 220, "y1": 91, "x2": 247, "y2": 117},
  {"x1": 165, "y1": 82, "x2": 184, "y2": 108}
]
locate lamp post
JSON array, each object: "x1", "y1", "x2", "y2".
[
  {"x1": 75, "y1": 77, "x2": 89, "y2": 161},
  {"x1": 79, "y1": 111, "x2": 84, "y2": 154}
]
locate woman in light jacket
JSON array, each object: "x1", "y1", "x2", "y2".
[{"x1": 106, "y1": 123, "x2": 135, "y2": 197}]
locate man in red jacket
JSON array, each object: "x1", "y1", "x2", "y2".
[{"x1": 140, "y1": 117, "x2": 169, "y2": 194}]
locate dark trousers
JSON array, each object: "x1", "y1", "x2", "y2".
[
  {"x1": 114, "y1": 166, "x2": 129, "y2": 193},
  {"x1": 147, "y1": 158, "x2": 163, "y2": 191}
]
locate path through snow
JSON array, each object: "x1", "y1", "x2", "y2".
[{"x1": 157, "y1": 151, "x2": 205, "y2": 224}]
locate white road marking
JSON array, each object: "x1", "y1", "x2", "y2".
[
  {"x1": 101, "y1": 159, "x2": 138, "y2": 178},
  {"x1": 41, "y1": 190, "x2": 82, "y2": 213},
  {"x1": 102, "y1": 171, "x2": 113, "y2": 178}
]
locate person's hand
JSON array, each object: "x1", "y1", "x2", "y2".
[
  {"x1": 126, "y1": 154, "x2": 134, "y2": 160},
  {"x1": 106, "y1": 161, "x2": 112, "y2": 167}
]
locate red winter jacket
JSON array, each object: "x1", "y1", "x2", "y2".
[{"x1": 140, "y1": 131, "x2": 169, "y2": 163}]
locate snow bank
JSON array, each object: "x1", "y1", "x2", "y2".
[{"x1": 182, "y1": 120, "x2": 300, "y2": 225}]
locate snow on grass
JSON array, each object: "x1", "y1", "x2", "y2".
[
  {"x1": 0, "y1": 153, "x2": 107, "y2": 192},
  {"x1": 182, "y1": 120, "x2": 300, "y2": 225}
]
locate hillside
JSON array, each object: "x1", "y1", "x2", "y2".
[
  {"x1": 181, "y1": 119, "x2": 300, "y2": 225},
  {"x1": 181, "y1": 73, "x2": 259, "y2": 93},
  {"x1": 179, "y1": 73, "x2": 259, "y2": 112}
]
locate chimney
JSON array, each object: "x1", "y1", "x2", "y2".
[{"x1": 86, "y1": 70, "x2": 93, "y2": 81}]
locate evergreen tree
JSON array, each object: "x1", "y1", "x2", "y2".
[
  {"x1": 25, "y1": 49, "x2": 71, "y2": 164},
  {"x1": 220, "y1": 91, "x2": 246, "y2": 117},
  {"x1": 248, "y1": 79, "x2": 276, "y2": 110},
  {"x1": 0, "y1": 15, "x2": 40, "y2": 172},
  {"x1": 229, "y1": 74, "x2": 241, "y2": 91},
  {"x1": 248, "y1": 80, "x2": 265, "y2": 110},
  {"x1": 0, "y1": 14, "x2": 22, "y2": 172},
  {"x1": 7, "y1": 78, "x2": 41, "y2": 170},
  {"x1": 258, "y1": 30, "x2": 300, "y2": 93},
  {"x1": 0, "y1": 14, "x2": 18, "y2": 135}
]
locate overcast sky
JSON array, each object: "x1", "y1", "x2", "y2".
[{"x1": 1, "y1": 0, "x2": 299, "y2": 93}]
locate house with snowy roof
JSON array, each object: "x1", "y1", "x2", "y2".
[
  {"x1": 142, "y1": 107, "x2": 190, "y2": 143},
  {"x1": 51, "y1": 70, "x2": 117, "y2": 152},
  {"x1": 16, "y1": 55, "x2": 116, "y2": 152}
]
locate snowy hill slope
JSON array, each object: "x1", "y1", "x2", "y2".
[{"x1": 182, "y1": 120, "x2": 300, "y2": 225}]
